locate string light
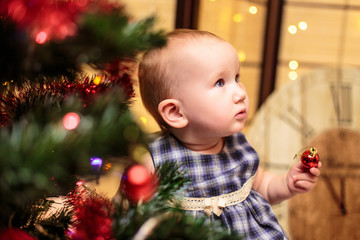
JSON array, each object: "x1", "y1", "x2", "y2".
[
  {"x1": 249, "y1": 6, "x2": 257, "y2": 15},
  {"x1": 289, "y1": 60, "x2": 299, "y2": 70},
  {"x1": 289, "y1": 71, "x2": 298, "y2": 80},
  {"x1": 90, "y1": 157, "x2": 103, "y2": 167},
  {"x1": 288, "y1": 25, "x2": 297, "y2": 34},
  {"x1": 104, "y1": 163, "x2": 112, "y2": 170},
  {"x1": 298, "y1": 21, "x2": 307, "y2": 30},
  {"x1": 93, "y1": 76, "x2": 102, "y2": 85}
]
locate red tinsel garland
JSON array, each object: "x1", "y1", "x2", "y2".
[
  {"x1": 67, "y1": 182, "x2": 114, "y2": 240},
  {"x1": 0, "y1": 59, "x2": 135, "y2": 128}
]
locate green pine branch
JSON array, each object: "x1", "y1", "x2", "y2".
[{"x1": 0, "y1": 88, "x2": 145, "y2": 228}]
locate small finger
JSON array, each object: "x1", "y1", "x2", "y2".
[
  {"x1": 310, "y1": 167, "x2": 321, "y2": 177},
  {"x1": 294, "y1": 180, "x2": 314, "y2": 192},
  {"x1": 293, "y1": 172, "x2": 318, "y2": 182}
]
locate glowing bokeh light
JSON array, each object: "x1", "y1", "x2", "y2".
[
  {"x1": 104, "y1": 163, "x2": 112, "y2": 170},
  {"x1": 238, "y1": 51, "x2": 246, "y2": 62},
  {"x1": 63, "y1": 112, "x2": 80, "y2": 130},
  {"x1": 298, "y1": 21, "x2": 307, "y2": 30},
  {"x1": 140, "y1": 116, "x2": 148, "y2": 125},
  {"x1": 289, "y1": 71, "x2": 298, "y2": 81},
  {"x1": 76, "y1": 180, "x2": 85, "y2": 186},
  {"x1": 36, "y1": 31, "x2": 48, "y2": 44},
  {"x1": 288, "y1": 25, "x2": 297, "y2": 34},
  {"x1": 289, "y1": 60, "x2": 299, "y2": 70},
  {"x1": 249, "y1": 6, "x2": 257, "y2": 14},
  {"x1": 127, "y1": 165, "x2": 149, "y2": 185},
  {"x1": 90, "y1": 157, "x2": 103, "y2": 167},
  {"x1": 93, "y1": 76, "x2": 102, "y2": 85},
  {"x1": 233, "y1": 14, "x2": 243, "y2": 23}
]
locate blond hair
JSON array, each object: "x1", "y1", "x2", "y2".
[{"x1": 138, "y1": 29, "x2": 223, "y2": 130}]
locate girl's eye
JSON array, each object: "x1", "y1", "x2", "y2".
[
  {"x1": 235, "y1": 74, "x2": 240, "y2": 83},
  {"x1": 215, "y1": 79, "x2": 225, "y2": 87}
]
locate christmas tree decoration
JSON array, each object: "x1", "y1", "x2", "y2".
[
  {"x1": 294, "y1": 147, "x2": 320, "y2": 169},
  {"x1": 0, "y1": 0, "x2": 166, "y2": 87},
  {"x1": 66, "y1": 183, "x2": 114, "y2": 240},
  {"x1": 120, "y1": 164, "x2": 158, "y2": 203}
]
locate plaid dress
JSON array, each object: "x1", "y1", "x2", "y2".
[{"x1": 149, "y1": 132, "x2": 288, "y2": 240}]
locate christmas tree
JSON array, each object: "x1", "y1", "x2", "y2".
[{"x1": 0, "y1": 1, "x2": 239, "y2": 239}]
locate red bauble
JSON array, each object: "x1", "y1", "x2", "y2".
[
  {"x1": 121, "y1": 164, "x2": 158, "y2": 203},
  {"x1": 300, "y1": 147, "x2": 320, "y2": 168}
]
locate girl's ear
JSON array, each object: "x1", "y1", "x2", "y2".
[{"x1": 158, "y1": 99, "x2": 188, "y2": 129}]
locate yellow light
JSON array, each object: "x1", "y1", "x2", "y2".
[
  {"x1": 289, "y1": 60, "x2": 298, "y2": 70},
  {"x1": 140, "y1": 116, "x2": 148, "y2": 125},
  {"x1": 233, "y1": 13, "x2": 243, "y2": 23},
  {"x1": 210, "y1": 0, "x2": 216, "y2": 2},
  {"x1": 238, "y1": 51, "x2": 246, "y2": 62},
  {"x1": 288, "y1": 25, "x2": 297, "y2": 34},
  {"x1": 249, "y1": 6, "x2": 257, "y2": 14},
  {"x1": 289, "y1": 71, "x2": 298, "y2": 81},
  {"x1": 298, "y1": 21, "x2": 307, "y2": 30},
  {"x1": 104, "y1": 163, "x2": 112, "y2": 170},
  {"x1": 93, "y1": 76, "x2": 102, "y2": 85}
]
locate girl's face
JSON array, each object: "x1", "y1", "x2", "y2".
[{"x1": 172, "y1": 38, "x2": 249, "y2": 140}]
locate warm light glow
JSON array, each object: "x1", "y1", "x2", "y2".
[
  {"x1": 210, "y1": 0, "x2": 216, "y2": 2},
  {"x1": 93, "y1": 76, "x2": 102, "y2": 85},
  {"x1": 298, "y1": 21, "x2": 307, "y2": 30},
  {"x1": 35, "y1": 31, "x2": 48, "y2": 44},
  {"x1": 249, "y1": 6, "x2": 257, "y2": 14},
  {"x1": 104, "y1": 163, "x2": 112, "y2": 170},
  {"x1": 63, "y1": 112, "x2": 80, "y2": 130},
  {"x1": 233, "y1": 13, "x2": 243, "y2": 23},
  {"x1": 127, "y1": 165, "x2": 150, "y2": 185},
  {"x1": 289, "y1": 60, "x2": 299, "y2": 70},
  {"x1": 288, "y1": 25, "x2": 297, "y2": 34},
  {"x1": 289, "y1": 71, "x2": 298, "y2": 80},
  {"x1": 238, "y1": 51, "x2": 246, "y2": 62}
]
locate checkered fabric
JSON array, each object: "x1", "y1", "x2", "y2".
[{"x1": 149, "y1": 132, "x2": 288, "y2": 240}]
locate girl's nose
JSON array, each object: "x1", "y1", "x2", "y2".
[{"x1": 233, "y1": 86, "x2": 246, "y2": 103}]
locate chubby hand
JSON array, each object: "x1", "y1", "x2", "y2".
[{"x1": 286, "y1": 161, "x2": 322, "y2": 194}]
